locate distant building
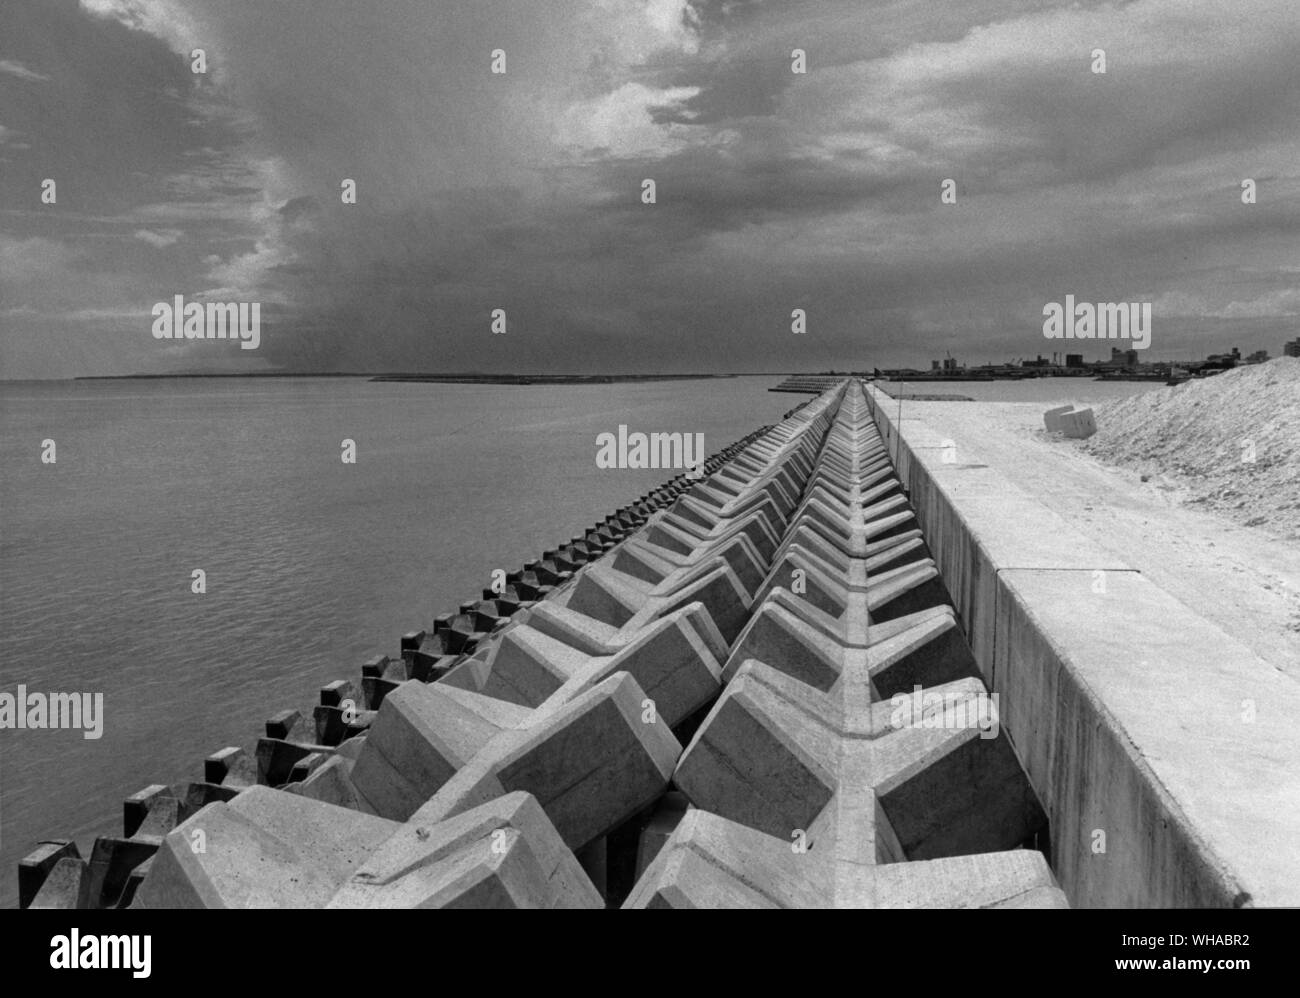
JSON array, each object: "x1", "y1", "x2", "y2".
[
  {"x1": 1065, "y1": 354, "x2": 1084, "y2": 368},
  {"x1": 1125, "y1": 349, "x2": 1139, "y2": 367},
  {"x1": 1110, "y1": 347, "x2": 1126, "y2": 364},
  {"x1": 1285, "y1": 338, "x2": 1300, "y2": 358},
  {"x1": 1245, "y1": 349, "x2": 1269, "y2": 364},
  {"x1": 942, "y1": 357, "x2": 958, "y2": 371},
  {"x1": 931, "y1": 360, "x2": 941, "y2": 370},
  {"x1": 1203, "y1": 347, "x2": 1240, "y2": 371}
]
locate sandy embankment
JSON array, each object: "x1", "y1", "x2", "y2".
[
  {"x1": 893, "y1": 360, "x2": 1300, "y2": 678},
  {"x1": 1083, "y1": 358, "x2": 1300, "y2": 541}
]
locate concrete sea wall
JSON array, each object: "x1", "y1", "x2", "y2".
[{"x1": 864, "y1": 383, "x2": 1300, "y2": 908}]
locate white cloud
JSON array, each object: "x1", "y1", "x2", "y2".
[
  {"x1": 786, "y1": 0, "x2": 1300, "y2": 179},
  {"x1": 79, "y1": 0, "x2": 224, "y2": 81},
  {"x1": 0, "y1": 59, "x2": 50, "y2": 82},
  {"x1": 1151, "y1": 288, "x2": 1300, "y2": 319},
  {"x1": 57, "y1": 306, "x2": 155, "y2": 322},
  {"x1": 1220, "y1": 290, "x2": 1300, "y2": 319},
  {"x1": 555, "y1": 82, "x2": 702, "y2": 157},
  {"x1": 203, "y1": 239, "x2": 291, "y2": 303},
  {"x1": 133, "y1": 228, "x2": 183, "y2": 247},
  {"x1": 586, "y1": 0, "x2": 701, "y2": 62},
  {"x1": 0, "y1": 236, "x2": 78, "y2": 285},
  {"x1": 79, "y1": 0, "x2": 197, "y2": 48}
]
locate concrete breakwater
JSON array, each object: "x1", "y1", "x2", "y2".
[
  {"x1": 19, "y1": 381, "x2": 1067, "y2": 909},
  {"x1": 769, "y1": 375, "x2": 854, "y2": 394},
  {"x1": 369, "y1": 374, "x2": 733, "y2": 386},
  {"x1": 865, "y1": 383, "x2": 1300, "y2": 907}
]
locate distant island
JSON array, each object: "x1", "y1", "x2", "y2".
[{"x1": 73, "y1": 372, "x2": 738, "y2": 384}]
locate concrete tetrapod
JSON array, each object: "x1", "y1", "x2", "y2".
[
  {"x1": 312, "y1": 671, "x2": 681, "y2": 855},
  {"x1": 134, "y1": 785, "x2": 601, "y2": 908},
  {"x1": 326, "y1": 792, "x2": 601, "y2": 908},
  {"x1": 439, "y1": 602, "x2": 727, "y2": 723},
  {"x1": 551, "y1": 556, "x2": 756, "y2": 647},
  {"x1": 625, "y1": 807, "x2": 1064, "y2": 909},
  {"x1": 673, "y1": 660, "x2": 1046, "y2": 858},
  {"x1": 408, "y1": 672, "x2": 681, "y2": 852}
]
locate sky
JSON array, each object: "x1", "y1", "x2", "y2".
[{"x1": 1, "y1": 0, "x2": 1298, "y2": 378}]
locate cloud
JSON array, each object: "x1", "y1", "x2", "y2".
[
  {"x1": 78, "y1": 0, "x2": 203, "y2": 55},
  {"x1": 5, "y1": 0, "x2": 1300, "y2": 377},
  {"x1": 555, "y1": 83, "x2": 703, "y2": 157},
  {"x1": 1153, "y1": 288, "x2": 1300, "y2": 319},
  {"x1": 221, "y1": 0, "x2": 1300, "y2": 371},
  {"x1": 0, "y1": 58, "x2": 50, "y2": 82},
  {"x1": 132, "y1": 228, "x2": 183, "y2": 247},
  {"x1": 49, "y1": 305, "x2": 156, "y2": 322},
  {"x1": 0, "y1": 236, "x2": 79, "y2": 286}
]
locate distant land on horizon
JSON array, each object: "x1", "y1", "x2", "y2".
[{"x1": 64, "y1": 372, "x2": 754, "y2": 384}]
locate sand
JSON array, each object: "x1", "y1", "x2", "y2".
[
  {"x1": 888, "y1": 379, "x2": 1300, "y2": 679},
  {"x1": 1085, "y1": 358, "x2": 1300, "y2": 543}
]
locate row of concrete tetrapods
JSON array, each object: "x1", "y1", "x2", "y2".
[
  {"x1": 770, "y1": 375, "x2": 853, "y2": 394},
  {"x1": 20, "y1": 381, "x2": 1068, "y2": 908}
]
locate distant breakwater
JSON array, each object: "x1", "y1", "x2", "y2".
[
  {"x1": 369, "y1": 374, "x2": 733, "y2": 385},
  {"x1": 73, "y1": 373, "x2": 735, "y2": 384}
]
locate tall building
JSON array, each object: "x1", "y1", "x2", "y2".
[
  {"x1": 1285, "y1": 337, "x2": 1300, "y2": 358},
  {"x1": 1066, "y1": 354, "x2": 1084, "y2": 368}
]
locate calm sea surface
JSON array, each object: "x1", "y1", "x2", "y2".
[{"x1": 0, "y1": 375, "x2": 1157, "y2": 905}]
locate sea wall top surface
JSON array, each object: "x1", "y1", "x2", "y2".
[{"x1": 864, "y1": 382, "x2": 1300, "y2": 908}]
